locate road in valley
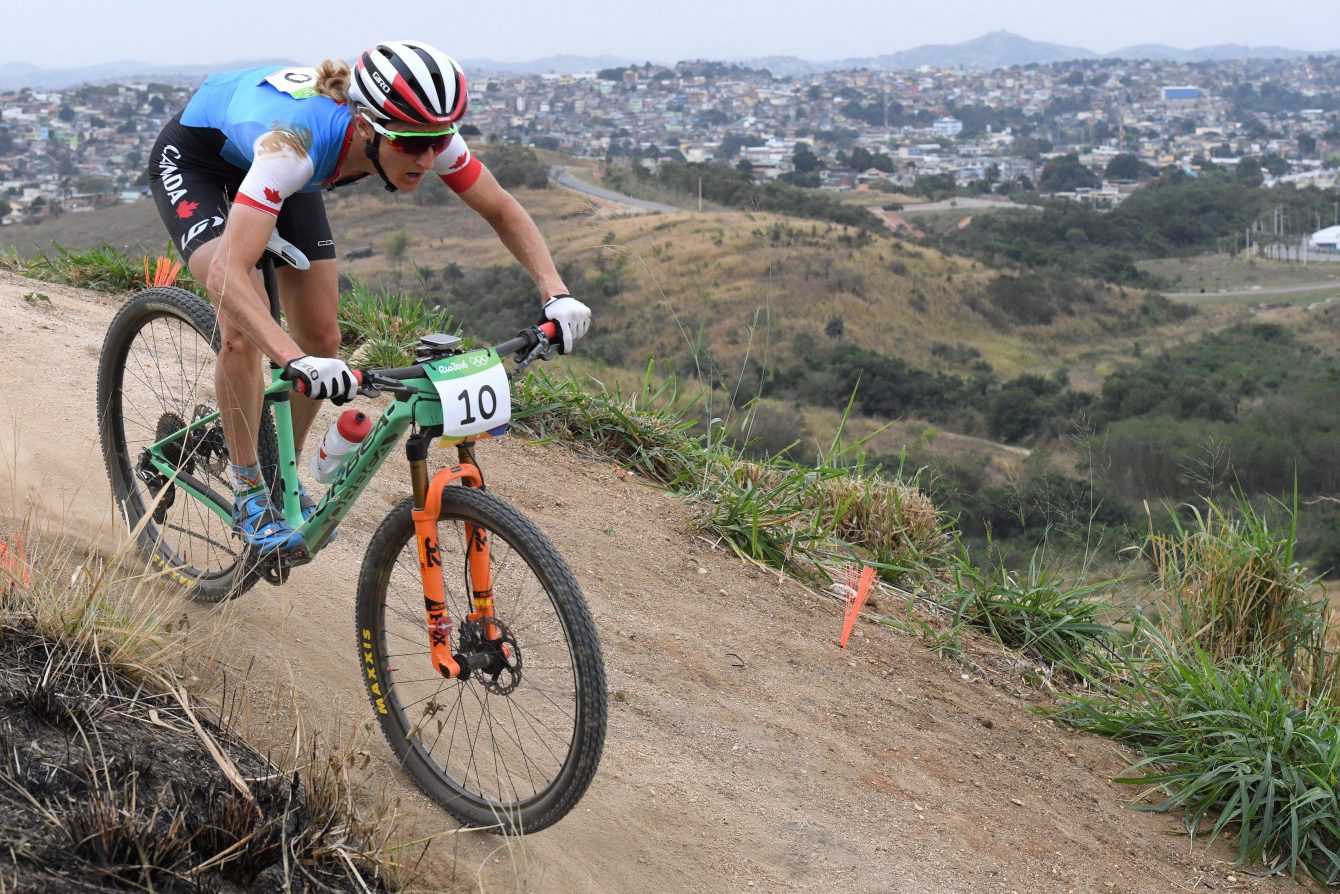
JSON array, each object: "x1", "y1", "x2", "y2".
[{"x1": 550, "y1": 166, "x2": 681, "y2": 213}]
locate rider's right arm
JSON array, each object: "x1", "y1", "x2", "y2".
[
  {"x1": 203, "y1": 131, "x2": 315, "y2": 366},
  {"x1": 235, "y1": 130, "x2": 315, "y2": 216},
  {"x1": 204, "y1": 203, "x2": 306, "y2": 366}
]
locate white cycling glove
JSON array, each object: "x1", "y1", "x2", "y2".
[
  {"x1": 282, "y1": 355, "x2": 358, "y2": 404},
  {"x1": 542, "y1": 295, "x2": 591, "y2": 355}
]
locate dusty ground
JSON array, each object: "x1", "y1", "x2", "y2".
[{"x1": 0, "y1": 270, "x2": 1318, "y2": 894}]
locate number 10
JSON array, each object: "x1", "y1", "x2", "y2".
[{"x1": 456, "y1": 384, "x2": 498, "y2": 425}]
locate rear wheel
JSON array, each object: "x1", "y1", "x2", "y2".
[
  {"x1": 356, "y1": 488, "x2": 606, "y2": 834},
  {"x1": 96, "y1": 287, "x2": 279, "y2": 602}
]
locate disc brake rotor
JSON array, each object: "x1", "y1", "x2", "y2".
[{"x1": 457, "y1": 616, "x2": 523, "y2": 695}]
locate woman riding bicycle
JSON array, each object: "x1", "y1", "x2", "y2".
[{"x1": 146, "y1": 40, "x2": 590, "y2": 556}]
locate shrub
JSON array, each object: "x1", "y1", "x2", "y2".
[
  {"x1": 938, "y1": 547, "x2": 1113, "y2": 676},
  {"x1": 478, "y1": 143, "x2": 550, "y2": 189},
  {"x1": 1146, "y1": 494, "x2": 1327, "y2": 678}
]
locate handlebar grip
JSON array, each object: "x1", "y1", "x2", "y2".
[
  {"x1": 292, "y1": 368, "x2": 364, "y2": 396},
  {"x1": 540, "y1": 321, "x2": 560, "y2": 341}
]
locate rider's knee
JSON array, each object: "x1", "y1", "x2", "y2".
[
  {"x1": 219, "y1": 332, "x2": 261, "y2": 361},
  {"x1": 303, "y1": 323, "x2": 343, "y2": 358}
]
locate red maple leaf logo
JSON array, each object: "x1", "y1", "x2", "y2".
[
  {"x1": 448, "y1": 154, "x2": 468, "y2": 171},
  {"x1": 264, "y1": 187, "x2": 282, "y2": 204},
  {"x1": 175, "y1": 200, "x2": 199, "y2": 219}
]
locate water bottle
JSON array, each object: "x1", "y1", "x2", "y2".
[{"x1": 311, "y1": 410, "x2": 373, "y2": 483}]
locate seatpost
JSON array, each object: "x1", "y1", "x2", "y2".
[{"x1": 260, "y1": 255, "x2": 282, "y2": 323}]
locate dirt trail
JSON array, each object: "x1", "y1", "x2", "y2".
[{"x1": 0, "y1": 270, "x2": 1310, "y2": 894}]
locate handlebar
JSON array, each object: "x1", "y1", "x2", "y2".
[{"x1": 291, "y1": 321, "x2": 561, "y2": 398}]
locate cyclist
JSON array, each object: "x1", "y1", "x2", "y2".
[{"x1": 146, "y1": 40, "x2": 590, "y2": 556}]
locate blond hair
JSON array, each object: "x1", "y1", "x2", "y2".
[{"x1": 314, "y1": 59, "x2": 352, "y2": 105}]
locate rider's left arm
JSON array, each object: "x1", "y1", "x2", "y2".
[{"x1": 456, "y1": 166, "x2": 569, "y2": 304}]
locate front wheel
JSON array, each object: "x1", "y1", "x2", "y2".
[{"x1": 355, "y1": 488, "x2": 607, "y2": 834}]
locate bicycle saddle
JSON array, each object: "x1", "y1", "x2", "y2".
[{"x1": 265, "y1": 232, "x2": 311, "y2": 271}]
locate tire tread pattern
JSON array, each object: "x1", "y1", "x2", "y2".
[{"x1": 356, "y1": 489, "x2": 606, "y2": 834}]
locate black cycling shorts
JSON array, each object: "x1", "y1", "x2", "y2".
[{"x1": 147, "y1": 114, "x2": 336, "y2": 266}]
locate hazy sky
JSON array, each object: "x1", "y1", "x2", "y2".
[{"x1": 8, "y1": 0, "x2": 1336, "y2": 68}]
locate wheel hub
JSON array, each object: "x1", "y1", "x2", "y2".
[{"x1": 457, "y1": 616, "x2": 523, "y2": 694}]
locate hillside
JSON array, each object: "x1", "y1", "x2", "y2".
[
  {"x1": 5, "y1": 180, "x2": 1197, "y2": 385},
  {"x1": 0, "y1": 269, "x2": 1313, "y2": 893}
]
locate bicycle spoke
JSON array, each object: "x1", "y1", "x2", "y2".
[{"x1": 112, "y1": 307, "x2": 242, "y2": 579}]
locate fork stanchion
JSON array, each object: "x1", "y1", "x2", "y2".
[{"x1": 412, "y1": 460, "x2": 486, "y2": 679}]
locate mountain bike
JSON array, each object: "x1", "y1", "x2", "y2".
[{"x1": 95, "y1": 250, "x2": 606, "y2": 834}]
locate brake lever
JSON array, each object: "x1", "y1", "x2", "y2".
[
  {"x1": 360, "y1": 372, "x2": 412, "y2": 396},
  {"x1": 512, "y1": 332, "x2": 556, "y2": 379}
]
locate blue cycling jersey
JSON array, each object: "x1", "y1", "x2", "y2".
[{"x1": 180, "y1": 65, "x2": 352, "y2": 192}]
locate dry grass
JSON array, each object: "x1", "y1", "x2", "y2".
[
  {"x1": 7, "y1": 174, "x2": 1203, "y2": 389},
  {"x1": 0, "y1": 506, "x2": 408, "y2": 892},
  {"x1": 1139, "y1": 253, "x2": 1340, "y2": 291}
]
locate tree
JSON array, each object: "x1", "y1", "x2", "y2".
[
  {"x1": 1235, "y1": 156, "x2": 1264, "y2": 188},
  {"x1": 72, "y1": 175, "x2": 113, "y2": 194},
  {"x1": 1038, "y1": 154, "x2": 1100, "y2": 193},
  {"x1": 57, "y1": 106, "x2": 76, "y2": 123},
  {"x1": 480, "y1": 144, "x2": 549, "y2": 189},
  {"x1": 1298, "y1": 133, "x2": 1317, "y2": 157},
  {"x1": 848, "y1": 146, "x2": 894, "y2": 173},
  {"x1": 384, "y1": 229, "x2": 411, "y2": 261},
  {"x1": 792, "y1": 144, "x2": 822, "y2": 174},
  {"x1": 1104, "y1": 153, "x2": 1153, "y2": 180},
  {"x1": 719, "y1": 132, "x2": 764, "y2": 160},
  {"x1": 824, "y1": 315, "x2": 845, "y2": 340},
  {"x1": 1259, "y1": 153, "x2": 1288, "y2": 177}
]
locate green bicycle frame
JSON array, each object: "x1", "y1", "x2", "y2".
[{"x1": 144, "y1": 367, "x2": 446, "y2": 559}]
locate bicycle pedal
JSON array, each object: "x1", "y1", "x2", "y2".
[{"x1": 242, "y1": 544, "x2": 310, "y2": 587}]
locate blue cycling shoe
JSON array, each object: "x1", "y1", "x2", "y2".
[
  {"x1": 297, "y1": 484, "x2": 338, "y2": 546},
  {"x1": 232, "y1": 492, "x2": 305, "y2": 555},
  {"x1": 298, "y1": 485, "x2": 318, "y2": 522}
]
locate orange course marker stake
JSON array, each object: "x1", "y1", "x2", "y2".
[
  {"x1": 0, "y1": 535, "x2": 30, "y2": 587},
  {"x1": 145, "y1": 256, "x2": 181, "y2": 288},
  {"x1": 839, "y1": 564, "x2": 876, "y2": 648}
]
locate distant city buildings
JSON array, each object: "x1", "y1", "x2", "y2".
[
  {"x1": 1, "y1": 55, "x2": 1338, "y2": 224},
  {"x1": 932, "y1": 117, "x2": 965, "y2": 136},
  {"x1": 1161, "y1": 85, "x2": 1200, "y2": 102}
]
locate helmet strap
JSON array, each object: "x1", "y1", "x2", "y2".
[{"x1": 364, "y1": 131, "x2": 398, "y2": 193}]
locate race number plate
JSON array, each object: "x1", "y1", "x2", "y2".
[
  {"x1": 424, "y1": 349, "x2": 511, "y2": 439},
  {"x1": 263, "y1": 67, "x2": 320, "y2": 99}
]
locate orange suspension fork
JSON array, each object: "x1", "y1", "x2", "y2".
[{"x1": 409, "y1": 436, "x2": 485, "y2": 680}]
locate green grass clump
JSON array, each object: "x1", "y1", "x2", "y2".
[
  {"x1": 938, "y1": 546, "x2": 1113, "y2": 676},
  {"x1": 1047, "y1": 494, "x2": 1340, "y2": 882},
  {"x1": 0, "y1": 242, "x2": 156, "y2": 292},
  {"x1": 513, "y1": 369, "x2": 950, "y2": 583},
  {"x1": 694, "y1": 455, "x2": 947, "y2": 578},
  {"x1": 1148, "y1": 493, "x2": 1327, "y2": 685},
  {"x1": 338, "y1": 277, "x2": 459, "y2": 367},
  {"x1": 514, "y1": 366, "x2": 699, "y2": 484},
  {"x1": 1058, "y1": 637, "x2": 1340, "y2": 882}
]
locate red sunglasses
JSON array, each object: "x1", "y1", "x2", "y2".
[{"x1": 362, "y1": 114, "x2": 458, "y2": 155}]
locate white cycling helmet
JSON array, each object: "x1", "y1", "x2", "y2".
[{"x1": 348, "y1": 40, "x2": 468, "y2": 125}]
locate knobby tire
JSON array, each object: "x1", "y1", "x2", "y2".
[
  {"x1": 356, "y1": 488, "x2": 606, "y2": 834},
  {"x1": 96, "y1": 286, "x2": 278, "y2": 602}
]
